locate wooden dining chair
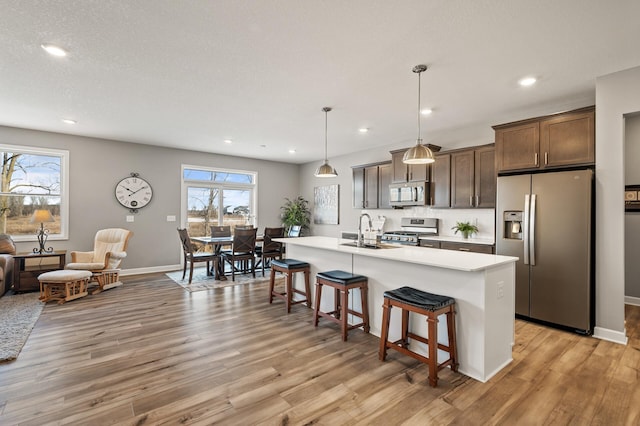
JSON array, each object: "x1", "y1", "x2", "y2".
[
  {"x1": 210, "y1": 225, "x2": 231, "y2": 237},
  {"x1": 255, "y1": 227, "x2": 285, "y2": 276},
  {"x1": 221, "y1": 227, "x2": 258, "y2": 281},
  {"x1": 177, "y1": 228, "x2": 218, "y2": 284}
]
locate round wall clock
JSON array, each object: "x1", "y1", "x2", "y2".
[{"x1": 115, "y1": 172, "x2": 153, "y2": 213}]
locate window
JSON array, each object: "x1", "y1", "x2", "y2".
[
  {"x1": 0, "y1": 144, "x2": 69, "y2": 241},
  {"x1": 182, "y1": 165, "x2": 256, "y2": 237}
]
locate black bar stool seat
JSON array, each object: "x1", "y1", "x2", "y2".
[
  {"x1": 379, "y1": 286, "x2": 458, "y2": 387},
  {"x1": 269, "y1": 258, "x2": 311, "y2": 313},
  {"x1": 271, "y1": 259, "x2": 309, "y2": 270},
  {"x1": 313, "y1": 270, "x2": 370, "y2": 341}
]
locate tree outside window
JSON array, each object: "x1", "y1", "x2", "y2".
[{"x1": 0, "y1": 145, "x2": 68, "y2": 240}]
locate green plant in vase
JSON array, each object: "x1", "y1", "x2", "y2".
[
  {"x1": 452, "y1": 221, "x2": 479, "y2": 239},
  {"x1": 280, "y1": 196, "x2": 311, "y2": 236}
]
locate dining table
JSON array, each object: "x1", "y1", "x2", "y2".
[{"x1": 191, "y1": 235, "x2": 263, "y2": 280}]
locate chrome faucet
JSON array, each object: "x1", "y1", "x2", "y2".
[{"x1": 357, "y1": 213, "x2": 373, "y2": 247}]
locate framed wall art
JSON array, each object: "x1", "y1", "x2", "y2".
[{"x1": 314, "y1": 184, "x2": 339, "y2": 225}]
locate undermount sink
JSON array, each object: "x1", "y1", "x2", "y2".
[{"x1": 340, "y1": 242, "x2": 400, "y2": 250}]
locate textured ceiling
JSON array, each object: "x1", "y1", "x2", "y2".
[{"x1": 1, "y1": 0, "x2": 640, "y2": 164}]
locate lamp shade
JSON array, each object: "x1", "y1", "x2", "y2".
[
  {"x1": 314, "y1": 161, "x2": 338, "y2": 178},
  {"x1": 402, "y1": 142, "x2": 435, "y2": 164},
  {"x1": 30, "y1": 209, "x2": 55, "y2": 223}
]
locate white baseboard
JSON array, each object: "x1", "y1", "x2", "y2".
[
  {"x1": 625, "y1": 296, "x2": 640, "y2": 306},
  {"x1": 120, "y1": 264, "x2": 181, "y2": 276},
  {"x1": 593, "y1": 326, "x2": 628, "y2": 345}
]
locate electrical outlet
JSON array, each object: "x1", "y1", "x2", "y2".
[
  {"x1": 126, "y1": 215, "x2": 135, "y2": 223},
  {"x1": 497, "y1": 282, "x2": 504, "y2": 299},
  {"x1": 167, "y1": 215, "x2": 176, "y2": 222}
]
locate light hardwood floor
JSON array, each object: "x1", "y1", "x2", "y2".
[{"x1": 1, "y1": 272, "x2": 639, "y2": 425}]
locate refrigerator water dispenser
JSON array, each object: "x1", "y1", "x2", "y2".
[{"x1": 504, "y1": 211, "x2": 523, "y2": 240}]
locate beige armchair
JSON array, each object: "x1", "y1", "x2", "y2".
[{"x1": 66, "y1": 228, "x2": 133, "y2": 294}]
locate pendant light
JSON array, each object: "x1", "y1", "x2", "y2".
[
  {"x1": 402, "y1": 64, "x2": 435, "y2": 164},
  {"x1": 314, "y1": 107, "x2": 338, "y2": 177}
]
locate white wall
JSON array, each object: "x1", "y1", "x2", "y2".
[
  {"x1": 1, "y1": 125, "x2": 300, "y2": 273},
  {"x1": 625, "y1": 115, "x2": 640, "y2": 298},
  {"x1": 595, "y1": 65, "x2": 640, "y2": 343}
]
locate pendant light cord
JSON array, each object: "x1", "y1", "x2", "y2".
[
  {"x1": 417, "y1": 70, "x2": 422, "y2": 142},
  {"x1": 324, "y1": 108, "x2": 328, "y2": 162},
  {"x1": 322, "y1": 106, "x2": 332, "y2": 162}
]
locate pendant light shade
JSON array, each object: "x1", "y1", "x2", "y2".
[
  {"x1": 403, "y1": 64, "x2": 434, "y2": 165},
  {"x1": 314, "y1": 107, "x2": 338, "y2": 177}
]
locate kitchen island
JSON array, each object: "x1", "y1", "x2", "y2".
[{"x1": 275, "y1": 236, "x2": 518, "y2": 383}]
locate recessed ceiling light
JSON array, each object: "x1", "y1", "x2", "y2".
[
  {"x1": 289, "y1": 149, "x2": 296, "y2": 154},
  {"x1": 518, "y1": 76, "x2": 537, "y2": 87},
  {"x1": 41, "y1": 44, "x2": 68, "y2": 57},
  {"x1": 61, "y1": 119, "x2": 76, "y2": 124},
  {"x1": 224, "y1": 139, "x2": 232, "y2": 144},
  {"x1": 358, "y1": 128, "x2": 369, "y2": 133},
  {"x1": 421, "y1": 108, "x2": 433, "y2": 115}
]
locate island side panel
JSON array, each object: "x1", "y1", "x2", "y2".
[{"x1": 482, "y1": 263, "x2": 516, "y2": 381}]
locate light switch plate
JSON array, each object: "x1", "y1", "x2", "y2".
[
  {"x1": 126, "y1": 215, "x2": 135, "y2": 222},
  {"x1": 167, "y1": 215, "x2": 176, "y2": 222}
]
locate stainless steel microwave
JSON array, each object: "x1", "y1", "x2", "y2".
[{"x1": 389, "y1": 182, "x2": 429, "y2": 207}]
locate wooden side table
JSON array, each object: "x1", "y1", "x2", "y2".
[{"x1": 12, "y1": 251, "x2": 67, "y2": 292}]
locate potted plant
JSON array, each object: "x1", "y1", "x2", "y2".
[
  {"x1": 280, "y1": 196, "x2": 311, "y2": 236},
  {"x1": 452, "y1": 221, "x2": 479, "y2": 239}
]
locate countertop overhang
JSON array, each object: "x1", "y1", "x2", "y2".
[{"x1": 275, "y1": 236, "x2": 517, "y2": 272}]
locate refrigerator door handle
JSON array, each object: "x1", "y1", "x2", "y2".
[
  {"x1": 530, "y1": 193, "x2": 537, "y2": 266},
  {"x1": 523, "y1": 194, "x2": 530, "y2": 265}
]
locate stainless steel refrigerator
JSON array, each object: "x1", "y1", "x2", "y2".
[{"x1": 496, "y1": 169, "x2": 593, "y2": 333}]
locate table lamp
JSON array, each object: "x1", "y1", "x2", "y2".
[{"x1": 30, "y1": 209, "x2": 55, "y2": 254}]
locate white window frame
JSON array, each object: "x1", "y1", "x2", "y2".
[
  {"x1": 180, "y1": 164, "x2": 258, "y2": 230},
  {"x1": 0, "y1": 143, "x2": 70, "y2": 242}
]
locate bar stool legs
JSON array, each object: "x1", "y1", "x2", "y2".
[
  {"x1": 269, "y1": 259, "x2": 311, "y2": 313},
  {"x1": 379, "y1": 286, "x2": 458, "y2": 387},
  {"x1": 313, "y1": 270, "x2": 369, "y2": 341}
]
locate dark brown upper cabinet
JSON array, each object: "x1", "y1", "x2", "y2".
[
  {"x1": 431, "y1": 153, "x2": 451, "y2": 208},
  {"x1": 352, "y1": 161, "x2": 392, "y2": 209},
  {"x1": 431, "y1": 144, "x2": 495, "y2": 209},
  {"x1": 450, "y1": 144, "x2": 495, "y2": 208},
  {"x1": 494, "y1": 106, "x2": 594, "y2": 173}
]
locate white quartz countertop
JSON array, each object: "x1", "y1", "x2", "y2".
[{"x1": 276, "y1": 236, "x2": 517, "y2": 272}]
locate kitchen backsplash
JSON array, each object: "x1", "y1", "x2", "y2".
[{"x1": 362, "y1": 207, "x2": 496, "y2": 240}]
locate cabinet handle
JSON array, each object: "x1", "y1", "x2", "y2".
[
  {"x1": 475, "y1": 195, "x2": 479, "y2": 206},
  {"x1": 430, "y1": 197, "x2": 433, "y2": 205},
  {"x1": 470, "y1": 196, "x2": 474, "y2": 207},
  {"x1": 423, "y1": 244, "x2": 435, "y2": 248},
  {"x1": 544, "y1": 152, "x2": 548, "y2": 165},
  {"x1": 458, "y1": 248, "x2": 471, "y2": 252},
  {"x1": 534, "y1": 152, "x2": 539, "y2": 166}
]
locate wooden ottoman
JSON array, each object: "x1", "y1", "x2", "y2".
[{"x1": 38, "y1": 270, "x2": 92, "y2": 304}]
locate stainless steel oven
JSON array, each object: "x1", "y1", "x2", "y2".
[{"x1": 381, "y1": 217, "x2": 438, "y2": 245}]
